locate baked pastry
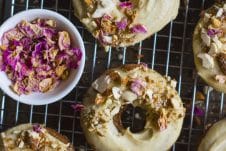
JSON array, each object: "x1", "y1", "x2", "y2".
[
  {"x1": 193, "y1": 2, "x2": 226, "y2": 93},
  {"x1": 0, "y1": 123, "x2": 75, "y2": 150},
  {"x1": 73, "y1": 0, "x2": 180, "y2": 47},
  {"x1": 81, "y1": 64, "x2": 185, "y2": 151},
  {"x1": 198, "y1": 119, "x2": 226, "y2": 151}
]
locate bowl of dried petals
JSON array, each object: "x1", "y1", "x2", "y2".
[{"x1": 0, "y1": 9, "x2": 85, "y2": 105}]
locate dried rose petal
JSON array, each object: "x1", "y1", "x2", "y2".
[
  {"x1": 71, "y1": 103, "x2": 85, "y2": 112},
  {"x1": 207, "y1": 29, "x2": 221, "y2": 37},
  {"x1": 130, "y1": 79, "x2": 147, "y2": 96},
  {"x1": 119, "y1": 1, "x2": 133, "y2": 9},
  {"x1": 131, "y1": 24, "x2": 148, "y2": 33},
  {"x1": 116, "y1": 19, "x2": 128, "y2": 30},
  {"x1": 194, "y1": 106, "x2": 204, "y2": 116},
  {"x1": 33, "y1": 124, "x2": 42, "y2": 133},
  {"x1": 102, "y1": 14, "x2": 112, "y2": 20},
  {"x1": 139, "y1": 62, "x2": 148, "y2": 68}
]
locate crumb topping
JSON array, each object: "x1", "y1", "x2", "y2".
[
  {"x1": 198, "y1": 3, "x2": 226, "y2": 83},
  {"x1": 82, "y1": 64, "x2": 185, "y2": 136},
  {"x1": 82, "y1": 0, "x2": 148, "y2": 46}
]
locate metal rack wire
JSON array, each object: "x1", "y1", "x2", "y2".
[{"x1": 0, "y1": 0, "x2": 225, "y2": 150}]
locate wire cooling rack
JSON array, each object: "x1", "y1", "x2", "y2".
[{"x1": 0, "y1": 0, "x2": 225, "y2": 150}]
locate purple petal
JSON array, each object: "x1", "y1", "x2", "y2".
[
  {"x1": 119, "y1": 1, "x2": 133, "y2": 9},
  {"x1": 207, "y1": 29, "x2": 221, "y2": 37},
  {"x1": 71, "y1": 103, "x2": 85, "y2": 112},
  {"x1": 131, "y1": 79, "x2": 147, "y2": 96},
  {"x1": 72, "y1": 48, "x2": 82, "y2": 61},
  {"x1": 102, "y1": 14, "x2": 112, "y2": 20},
  {"x1": 194, "y1": 106, "x2": 204, "y2": 116},
  {"x1": 33, "y1": 124, "x2": 42, "y2": 133},
  {"x1": 131, "y1": 24, "x2": 148, "y2": 34},
  {"x1": 116, "y1": 19, "x2": 128, "y2": 30},
  {"x1": 43, "y1": 27, "x2": 57, "y2": 38}
]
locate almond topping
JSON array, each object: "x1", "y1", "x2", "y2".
[
  {"x1": 95, "y1": 94, "x2": 105, "y2": 104},
  {"x1": 211, "y1": 17, "x2": 221, "y2": 28}
]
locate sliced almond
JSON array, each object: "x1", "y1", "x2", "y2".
[
  {"x1": 208, "y1": 42, "x2": 218, "y2": 56},
  {"x1": 112, "y1": 87, "x2": 122, "y2": 100},
  {"x1": 170, "y1": 97, "x2": 180, "y2": 109},
  {"x1": 216, "y1": 8, "x2": 224, "y2": 17},
  {"x1": 95, "y1": 94, "x2": 105, "y2": 104},
  {"x1": 197, "y1": 53, "x2": 214, "y2": 69},
  {"x1": 122, "y1": 91, "x2": 137, "y2": 103},
  {"x1": 92, "y1": 75, "x2": 111, "y2": 93},
  {"x1": 201, "y1": 31, "x2": 211, "y2": 46}
]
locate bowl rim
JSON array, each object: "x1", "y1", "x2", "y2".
[{"x1": 0, "y1": 9, "x2": 86, "y2": 105}]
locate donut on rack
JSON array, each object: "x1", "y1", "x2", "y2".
[
  {"x1": 72, "y1": 0, "x2": 180, "y2": 47},
  {"x1": 198, "y1": 119, "x2": 226, "y2": 151},
  {"x1": 0, "y1": 123, "x2": 75, "y2": 150},
  {"x1": 193, "y1": 1, "x2": 226, "y2": 93},
  {"x1": 81, "y1": 64, "x2": 185, "y2": 151}
]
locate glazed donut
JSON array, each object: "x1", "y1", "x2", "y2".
[
  {"x1": 193, "y1": 2, "x2": 226, "y2": 93},
  {"x1": 81, "y1": 64, "x2": 185, "y2": 151},
  {"x1": 0, "y1": 123, "x2": 74, "y2": 150},
  {"x1": 198, "y1": 119, "x2": 226, "y2": 151},
  {"x1": 73, "y1": 0, "x2": 180, "y2": 47}
]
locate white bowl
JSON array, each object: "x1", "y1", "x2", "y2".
[{"x1": 0, "y1": 9, "x2": 85, "y2": 105}]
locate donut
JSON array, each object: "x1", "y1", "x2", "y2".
[
  {"x1": 0, "y1": 123, "x2": 75, "y2": 150},
  {"x1": 81, "y1": 64, "x2": 185, "y2": 151},
  {"x1": 193, "y1": 2, "x2": 226, "y2": 93},
  {"x1": 73, "y1": 0, "x2": 180, "y2": 47},
  {"x1": 198, "y1": 119, "x2": 226, "y2": 151}
]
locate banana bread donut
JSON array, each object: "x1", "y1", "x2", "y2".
[
  {"x1": 198, "y1": 119, "x2": 226, "y2": 151},
  {"x1": 0, "y1": 123, "x2": 75, "y2": 150},
  {"x1": 193, "y1": 2, "x2": 226, "y2": 93},
  {"x1": 73, "y1": 0, "x2": 180, "y2": 47},
  {"x1": 81, "y1": 64, "x2": 185, "y2": 151}
]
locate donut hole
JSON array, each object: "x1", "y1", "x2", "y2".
[{"x1": 121, "y1": 104, "x2": 146, "y2": 133}]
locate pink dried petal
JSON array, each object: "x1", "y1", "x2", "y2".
[
  {"x1": 33, "y1": 124, "x2": 42, "y2": 133},
  {"x1": 130, "y1": 79, "x2": 147, "y2": 96},
  {"x1": 207, "y1": 29, "x2": 221, "y2": 37},
  {"x1": 139, "y1": 62, "x2": 148, "y2": 68},
  {"x1": 194, "y1": 106, "x2": 204, "y2": 116},
  {"x1": 71, "y1": 103, "x2": 85, "y2": 112},
  {"x1": 116, "y1": 19, "x2": 128, "y2": 30},
  {"x1": 1, "y1": 28, "x2": 24, "y2": 45},
  {"x1": 119, "y1": 1, "x2": 133, "y2": 9},
  {"x1": 131, "y1": 24, "x2": 148, "y2": 33},
  {"x1": 102, "y1": 14, "x2": 112, "y2": 20}
]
